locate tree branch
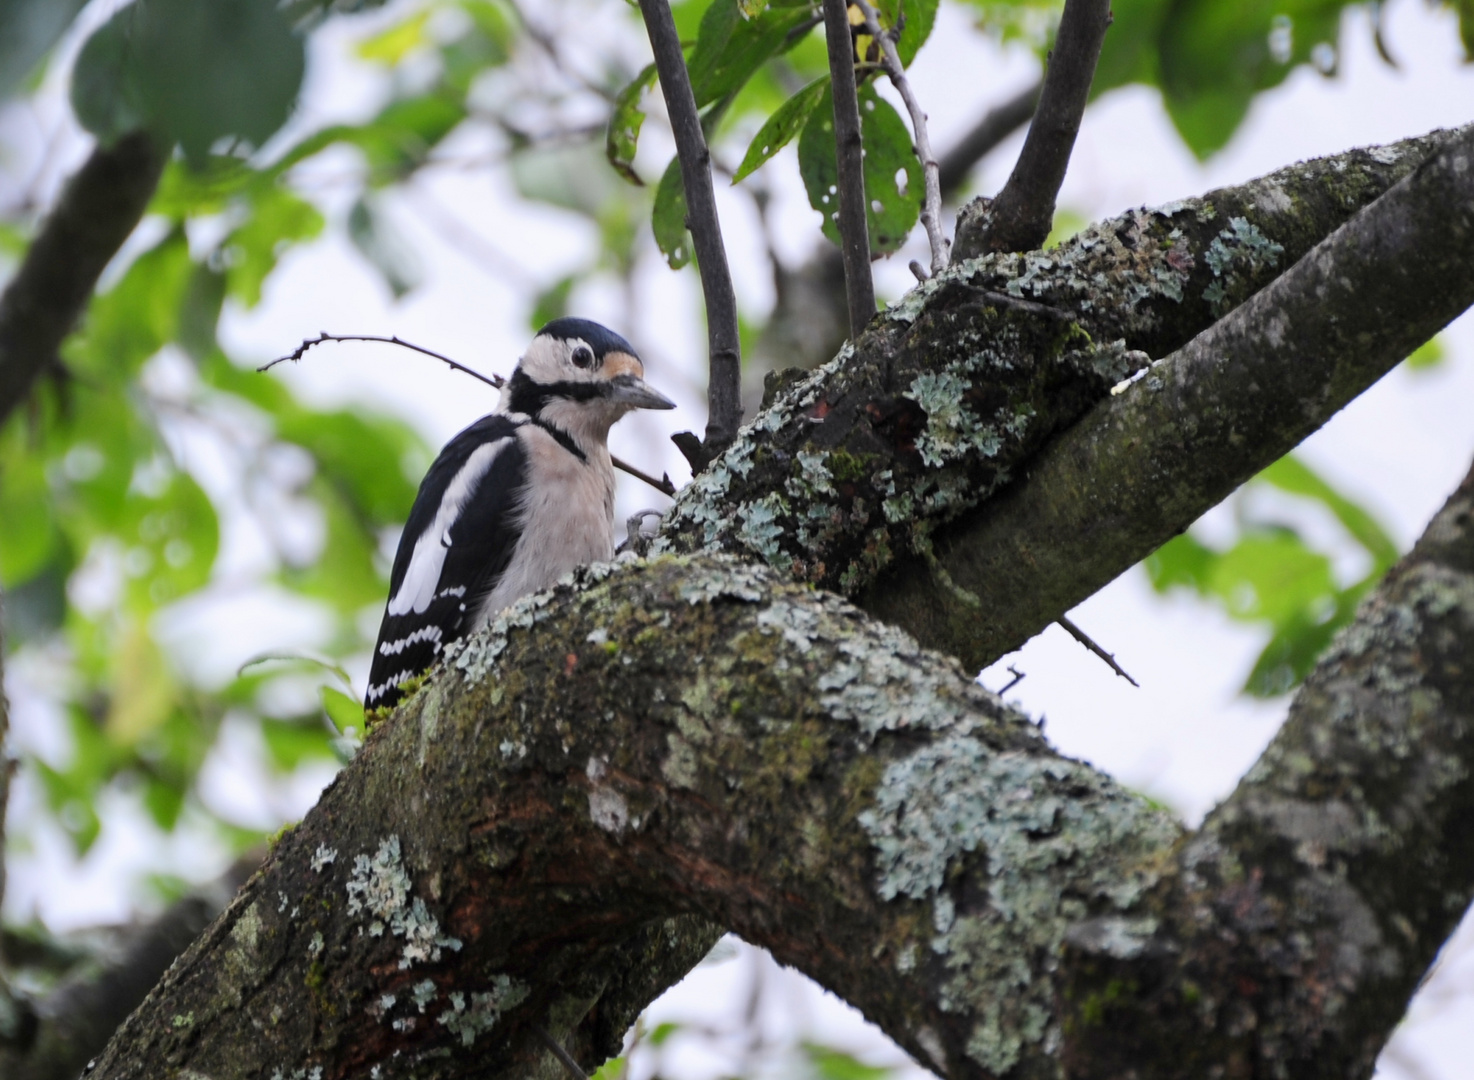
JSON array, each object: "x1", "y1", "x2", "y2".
[
  {"x1": 821, "y1": 0, "x2": 876, "y2": 336},
  {"x1": 651, "y1": 127, "x2": 1459, "y2": 664},
  {"x1": 635, "y1": 0, "x2": 743, "y2": 454},
  {"x1": 0, "y1": 132, "x2": 167, "y2": 429},
  {"x1": 1, "y1": 856, "x2": 258, "y2": 1080},
  {"x1": 936, "y1": 80, "x2": 1041, "y2": 199},
  {"x1": 850, "y1": 0, "x2": 947, "y2": 275},
  {"x1": 863, "y1": 122, "x2": 1474, "y2": 671},
  {"x1": 952, "y1": 0, "x2": 1111, "y2": 257}
]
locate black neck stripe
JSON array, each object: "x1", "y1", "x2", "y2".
[
  {"x1": 530, "y1": 417, "x2": 587, "y2": 462},
  {"x1": 507, "y1": 370, "x2": 604, "y2": 416}
]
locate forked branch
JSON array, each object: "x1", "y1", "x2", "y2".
[
  {"x1": 635, "y1": 0, "x2": 743, "y2": 459},
  {"x1": 953, "y1": 0, "x2": 1111, "y2": 257}
]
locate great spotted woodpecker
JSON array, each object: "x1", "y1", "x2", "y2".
[{"x1": 364, "y1": 318, "x2": 675, "y2": 710}]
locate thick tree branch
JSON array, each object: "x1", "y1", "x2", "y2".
[
  {"x1": 952, "y1": 0, "x2": 1111, "y2": 257},
  {"x1": 0, "y1": 133, "x2": 166, "y2": 429},
  {"x1": 821, "y1": 0, "x2": 876, "y2": 337},
  {"x1": 1061, "y1": 453, "x2": 1474, "y2": 1079},
  {"x1": 85, "y1": 454, "x2": 1474, "y2": 1077},
  {"x1": 654, "y1": 127, "x2": 1459, "y2": 665},
  {"x1": 86, "y1": 555, "x2": 1183, "y2": 1079},
  {"x1": 863, "y1": 123, "x2": 1474, "y2": 671},
  {"x1": 636, "y1": 0, "x2": 743, "y2": 453},
  {"x1": 936, "y1": 80, "x2": 1041, "y2": 199}
]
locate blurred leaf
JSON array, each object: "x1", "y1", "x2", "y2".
[
  {"x1": 512, "y1": 142, "x2": 623, "y2": 216},
  {"x1": 357, "y1": 7, "x2": 431, "y2": 64},
  {"x1": 321, "y1": 685, "x2": 364, "y2": 735},
  {"x1": 733, "y1": 75, "x2": 826, "y2": 182},
  {"x1": 0, "y1": 441, "x2": 58, "y2": 585},
  {"x1": 106, "y1": 619, "x2": 177, "y2": 746},
  {"x1": 142, "y1": 778, "x2": 186, "y2": 831},
  {"x1": 0, "y1": 0, "x2": 89, "y2": 101},
  {"x1": 531, "y1": 275, "x2": 579, "y2": 329},
  {"x1": 68, "y1": 230, "x2": 194, "y2": 380},
  {"x1": 798, "y1": 84, "x2": 922, "y2": 254},
  {"x1": 178, "y1": 264, "x2": 227, "y2": 362},
  {"x1": 71, "y1": 0, "x2": 306, "y2": 164},
  {"x1": 1456, "y1": 0, "x2": 1474, "y2": 60},
  {"x1": 607, "y1": 63, "x2": 658, "y2": 185},
  {"x1": 648, "y1": 1021, "x2": 682, "y2": 1046},
  {"x1": 1143, "y1": 531, "x2": 1215, "y2": 594},
  {"x1": 653, "y1": 156, "x2": 692, "y2": 269},
  {"x1": 225, "y1": 185, "x2": 325, "y2": 308},
  {"x1": 1404, "y1": 334, "x2": 1447, "y2": 372},
  {"x1": 1258, "y1": 456, "x2": 1398, "y2": 570},
  {"x1": 348, "y1": 196, "x2": 423, "y2": 299},
  {"x1": 589, "y1": 1056, "x2": 626, "y2": 1080},
  {"x1": 262, "y1": 717, "x2": 338, "y2": 770},
  {"x1": 1206, "y1": 531, "x2": 1334, "y2": 624},
  {"x1": 804, "y1": 1044, "x2": 893, "y2": 1080},
  {"x1": 1044, "y1": 207, "x2": 1088, "y2": 249}
]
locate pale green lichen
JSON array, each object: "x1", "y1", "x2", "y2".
[
  {"x1": 437, "y1": 975, "x2": 530, "y2": 1047},
  {"x1": 345, "y1": 836, "x2": 463, "y2": 969},
  {"x1": 310, "y1": 844, "x2": 337, "y2": 872},
  {"x1": 1202, "y1": 216, "x2": 1284, "y2": 314}
]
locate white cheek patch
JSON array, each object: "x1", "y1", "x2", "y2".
[{"x1": 387, "y1": 439, "x2": 511, "y2": 617}]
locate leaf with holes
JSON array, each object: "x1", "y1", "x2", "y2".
[
  {"x1": 607, "y1": 63, "x2": 657, "y2": 185},
  {"x1": 733, "y1": 76, "x2": 827, "y2": 183},
  {"x1": 798, "y1": 84, "x2": 921, "y2": 254},
  {"x1": 652, "y1": 157, "x2": 692, "y2": 269}
]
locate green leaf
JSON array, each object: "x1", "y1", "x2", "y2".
[
  {"x1": 0, "y1": 0, "x2": 89, "y2": 101},
  {"x1": 1404, "y1": 334, "x2": 1447, "y2": 372},
  {"x1": 67, "y1": 230, "x2": 194, "y2": 380},
  {"x1": 1459, "y1": 0, "x2": 1474, "y2": 61},
  {"x1": 321, "y1": 686, "x2": 365, "y2": 736},
  {"x1": 105, "y1": 619, "x2": 177, "y2": 747},
  {"x1": 733, "y1": 75, "x2": 827, "y2": 182},
  {"x1": 143, "y1": 777, "x2": 186, "y2": 831},
  {"x1": 348, "y1": 196, "x2": 423, "y2": 299},
  {"x1": 224, "y1": 185, "x2": 325, "y2": 308},
  {"x1": 804, "y1": 1044, "x2": 893, "y2": 1080},
  {"x1": 357, "y1": 8, "x2": 432, "y2": 64},
  {"x1": 607, "y1": 63, "x2": 658, "y2": 185},
  {"x1": 531, "y1": 275, "x2": 579, "y2": 329},
  {"x1": 589, "y1": 1057, "x2": 626, "y2": 1080},
  {"x1": 798, "y1": 84, "x2": 922, "y2": 254},
  {"x1": 71, "y1": 0, "x2": 307, "y2": 164},
  {"x1": 686, "y1": 0, "x2": 819, "y2": 109},
  {"x1": 648, "y1": 1021, "x2": 682, "y2": 1047},
  {"x1": 652, "y1": 157, "x2": 692, "y2": 268},
  {"x1": 262, "y1": 717, "x2": 338, "y2": 771},
  {"x1": 1257, "y1": 456, "x2": 1399, "y2": 570},
  {"x1": 1143, "y1": 532, "x2": 1215, "y2": 594},
  {"x1": 0, "y1": 439, "x2": 58, "y2": 585}
]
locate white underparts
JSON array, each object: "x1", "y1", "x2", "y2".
[{"x1": 387, "y1": 439, "x2": 511, "y2": 617}]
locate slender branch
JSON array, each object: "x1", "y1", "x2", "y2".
[
  {"x1": 937, "y1": 80, "x2": 1042, "y2": 198},
  {"x1": 850, "y1": 0, "x2": 947, "y2": 275},
  {"x1": 865, "y1": 123, "x2": 1474, "y2": 671},
  {"x1": 1055, "y1": 615, "x2": 1138, "y2": 687},
  {"x1": 953, "y1": 0, "x2": 1111, "y2": 257},
  {"x1": 635, "y1": 0, "x2": 743, "y2": 454},
  {"x1": 532, "y1": 1023, "x2": 592, "y2": 1080},
  {"x1": 262, "y1": 334, "x2": 677, "y2": 498},
  {"x1": 0, "y1": 132, "x2": 167, "y2": 428},
  {"x1": 820, "y1": 0, "x2": 876, "y2": 336}
]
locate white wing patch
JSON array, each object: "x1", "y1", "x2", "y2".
[
  {"x1": 377, "y1": 624, "x2": 444, "y2": 657},
  {"x1": 387, "y1": 438, "x2": 510, "y2": 617}
]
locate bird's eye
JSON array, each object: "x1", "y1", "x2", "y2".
[{"x1": 572, "y1": 345, "x2": 595, "y2": 369}]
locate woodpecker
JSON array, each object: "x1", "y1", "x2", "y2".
[{"x1": 364, "y1": 318, "x2": 675, "y2": 710}]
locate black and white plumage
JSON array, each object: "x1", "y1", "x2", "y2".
[{"x1": 364, "y1": 318, "x2": 675, "y2": 710}]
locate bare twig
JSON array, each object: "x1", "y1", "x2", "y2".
[
  {"x1": 261, "y1": 332, "x2": 505, "y2": 390},
  {"x1": 635, "y1": 0, "x2": 743, "y2": 457},
  {"x1": 532, "y1": 1023, "x2": 592, "y2": 1080},
  {"x1": 0, "y1": 131, "x2": 166, "y2": 428},
  {"x1": 953, "y1": 0, "x2": 1111, "y2": 258},
  {"x1": 1056, "y1": 615, "x2": 1139, "y2": 687},
  {"x1": 850, "y1": 0, "x2": 948, "y2": 274},
  {"x1": 998, "y1": 665, "x2": 1027, "y2": 695},
  {"x1": 821, "y1": 0, "x2": 876, "y2": 337},
  {"x1": 261, "y1": 334, "x2": 677, "y2": 498},
  {"x1": 936, "y1": 80, "x2": 1042, "y2": 198}
]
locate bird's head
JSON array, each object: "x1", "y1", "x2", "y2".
[{"x1": 502, "y1": 317, "x2": 676, "y2": 445}]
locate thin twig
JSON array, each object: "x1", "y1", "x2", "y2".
[
  {"x1": 851, "y1": 0, "x2": 947, "y2": 275},
  {"x1": 820, "y1": 0, "x2": 876, "y2": 337},
  {"x1": 532, "y1": 1022, "x2": 592, "y2": 1080},
  {"x1": 636, "y1": 0, "x2": 743, "y2": 458},
  {"x1": 261, "y1": 334, "x2": 677, "y2": 498},
  {"x1": 1056, "y1": 615, "x2": 1139, "y2": 687},
  {"x1": 954, "y1": 0, "x2": 1112, "y2": 258},
  {"x1": 998, "y1": 665, "x2": 1026, "y2": 695}
]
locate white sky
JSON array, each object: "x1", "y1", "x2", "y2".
[{"x1": 2, "y1": 0, "x2": 1472, "y2": 1076}]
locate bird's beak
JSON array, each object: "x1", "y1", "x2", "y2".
[{"x1": 605, "y1": 374, "x2": 676, "y2": 410}]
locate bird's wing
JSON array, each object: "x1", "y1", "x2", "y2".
[{"x1": 366, "y1": 414, "x2": 528, "y2": 710}]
